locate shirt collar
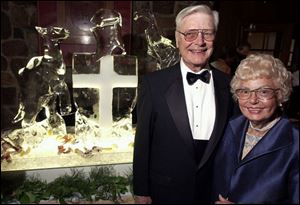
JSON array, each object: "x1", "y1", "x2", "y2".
[{"x1": 180, "y1": 58, "x2": 211, "y2": 78}]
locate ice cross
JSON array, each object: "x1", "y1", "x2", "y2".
[{"x1": 72, "y1": 55, "x2": 138, "y2": 129}]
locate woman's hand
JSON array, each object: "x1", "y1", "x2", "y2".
[
  {"x1": 215, "y1": 194, "x2": 234, "y2": 204},
  {"x1": 134, "y1": 195, "x2": 152, "y2": 204}
]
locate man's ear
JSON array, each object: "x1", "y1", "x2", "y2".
[{"x1": 175, "y1": 32, "x2": 179, "y2": 48}]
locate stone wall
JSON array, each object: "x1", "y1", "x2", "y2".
[{"x1": 1, "y1": 1, "x2": 38, "y2": 130}]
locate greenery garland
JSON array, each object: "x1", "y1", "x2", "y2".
[{"x1": 1, "y1": 166, "x2": 133, "y2": 204}]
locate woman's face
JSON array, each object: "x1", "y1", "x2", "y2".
[{"x1": 237, "y1": 78, "x2": 280, "y2": 127}]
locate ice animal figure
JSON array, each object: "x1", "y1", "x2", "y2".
[
  {"x1": 133, "y1": 9, "x2": 180, "y2": 69},
  {"x1": 13, "y1": 26, "x2": 72, "y2": 131},
  {"x1": 90, "y1": 8, "x2": 126, "y2": 61}
]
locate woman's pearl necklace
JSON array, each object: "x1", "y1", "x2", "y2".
[{"x1": 249, "y1": 117, "x2": 281, "y2": 132}]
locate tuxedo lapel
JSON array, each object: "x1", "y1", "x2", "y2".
[
  {"x1": 165, "y1": 67, "x2": 233, "y2": 166},
  {"x1": 199, "y1": 69, "x2": 231, "y2": 168},
  {"x1": 165, "y1": 67, "x2": 195, "y2": 157}
]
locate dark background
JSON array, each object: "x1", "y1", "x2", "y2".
[{"x1": 1, "y1": 1, "x2": 298, "y2": 130}]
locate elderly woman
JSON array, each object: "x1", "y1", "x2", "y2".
[{"x1": 211, "y1": 54, "x2": 299, "y2": 204}]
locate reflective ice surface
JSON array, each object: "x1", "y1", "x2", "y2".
[
  {"x1": 1, "y1": 12, "x2": 138, "y2": 171},
  {"x1": 13, "y1": 26, "x2": 72, "y2": 128},
  {"x1": 90, "y1": 9, "x2": 126, "y2": 61},
  {"x1": 133, "y1": 9, "x2": 180, "y2": 69}
]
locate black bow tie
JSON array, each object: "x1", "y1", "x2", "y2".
[{"x1": 186, "y1": 70, "x2": 211, "y2": 85}]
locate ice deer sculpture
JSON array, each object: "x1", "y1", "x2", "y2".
[
  {"x1": 133, "y1": 9, "x2": 180, "y2": 69},
  {"x1": 13, "y1": 26, "x2": 72, "y2": 130}
]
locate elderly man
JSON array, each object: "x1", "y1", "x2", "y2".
[{"x1": 133, "y1": 4, "x2": 236, "y2": 204}]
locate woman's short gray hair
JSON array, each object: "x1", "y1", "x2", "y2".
[
  {"x1": 175, "y1": 5, "x2": 219, "y2": 31},
  {"x1": 231, "y1": 53, "x2": 293, "y2": 103}
]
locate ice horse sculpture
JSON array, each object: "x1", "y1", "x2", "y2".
[
  {"x1": 90, "y1": 8, "x2": 126, "y2": 61},
  {"x1": 133, "y1": 9, "x2": 180, "y2": 69},
  {"x1": 13, "y1": 26, "x2": 72, "y2": 130}
]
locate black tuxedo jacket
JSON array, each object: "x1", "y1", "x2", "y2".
[{"x1": 133, "y1": 63, "x2": 235, "y2": 203}]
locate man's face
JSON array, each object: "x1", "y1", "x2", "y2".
[{"x1": 175, "y1": 12, "x2": 215, "y2": 72}]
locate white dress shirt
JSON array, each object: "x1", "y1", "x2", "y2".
[{"x1": 180, "y1": 59, "x2": 216, "y2": 140}]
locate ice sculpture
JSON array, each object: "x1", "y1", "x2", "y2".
[
  {"x1": 133, "y1": 9, "x2": 180, "y2": 69},
  {"x1": 73, "y1": 55, "x2": 137, "y2": 136},
  {"x1": 73, "y1": 8, "x2": 137, "y2": 133},
  {"x1": 13, "y1": 26, "x2": 72, "y2": 130},
  {"x1": 90, "y1": 8, "x2": 126, "y2": 61},
  {"x1": 71, "y1": 8, "x2": 138, "y2": 158},
  {"x1": 1, "y1": 12, "x2": 136, "y2": 170},
  {"x1": 1, "y1": 26, "x2": 73, "y2": 166}
]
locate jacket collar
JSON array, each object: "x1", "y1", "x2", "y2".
[
  {"x1": 229, "y1": 115, "x2": 293, "y2": 165},
  {"x1": 165, "y1": 64, "x2": 232, "y2": 167}
]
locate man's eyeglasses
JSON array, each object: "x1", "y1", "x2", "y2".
[
  {"x1": 235, "y1": 88, "x2": 280, "y2": 100},
  {"x1": 177, "y1": 29, "x2": 215, "y2": 42}
]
